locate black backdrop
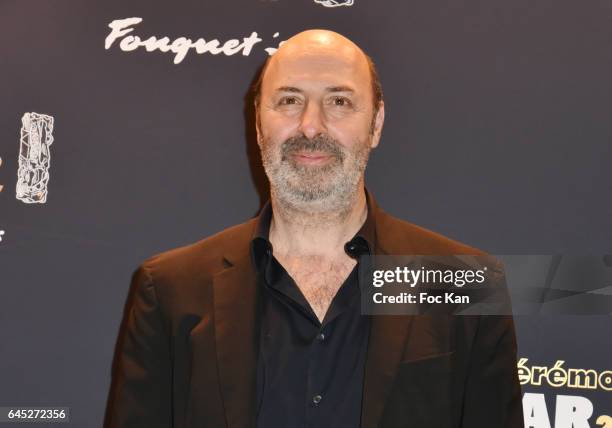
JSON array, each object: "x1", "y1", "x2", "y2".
[{"x1": 1, "y1": 0, "x2": 611, "y2": 426}]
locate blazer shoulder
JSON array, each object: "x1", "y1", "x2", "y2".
[
  {"x1": 377, "y1": 210, "x2": 487, "y2": 256},
  {"x1": 139, "y1": 216, "x2": 258, "y2": 283}
]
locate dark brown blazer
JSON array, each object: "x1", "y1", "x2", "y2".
[{"x1": 106, "y1": 190, "x2": 524, "y2": 428}]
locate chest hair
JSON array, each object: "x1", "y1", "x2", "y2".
[{"x1": 274, "y1": 253, "x2": 357, "y2": 322}]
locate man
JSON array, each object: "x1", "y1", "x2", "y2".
[{"x1": 106, "y1": 30, "x2": 523, "y2": 428}]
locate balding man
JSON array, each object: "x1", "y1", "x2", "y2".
[{"x1": 106, "y1": 30, "x2": 523, "y2": 428}]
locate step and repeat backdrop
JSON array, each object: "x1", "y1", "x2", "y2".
[{"x1": 1, "y1": 0, "x2": 611, "y2": 426}]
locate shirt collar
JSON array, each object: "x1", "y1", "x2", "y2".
[{"x1": 250, "y1": 189, "x2": 377, "y2": 274}]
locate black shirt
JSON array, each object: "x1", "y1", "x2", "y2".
[{"x1": 250, "y1": 198, "x2": 376, "y2": 428}]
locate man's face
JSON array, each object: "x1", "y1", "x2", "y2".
[{"x1": 256, "y1": 33, "x2": 384, "y2": 211}]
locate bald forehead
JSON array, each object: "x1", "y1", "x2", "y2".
[
  {"x1": 261, "y1": 30, "x2": 371, "y2": 94},
  {"x1": 274, "y1": 30, "x2": 367, "y2": 64}
]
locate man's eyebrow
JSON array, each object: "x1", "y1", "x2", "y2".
[
  {"x1": 274, "y1": 86, "x2": 355, "y2": 94},
  {"x1": 275, "y1": 86, "x2": 303, "y2": 93},
  {"x1": 325, "y1": 86, "x2": 354, "y2": 93}
]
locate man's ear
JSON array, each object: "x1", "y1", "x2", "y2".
[
  {"x1": 370, "y1": 101, "x2": 385, "y2": 149},
  {"x1": 254, "y1": 105, "x2": 263, "y2": 148}
]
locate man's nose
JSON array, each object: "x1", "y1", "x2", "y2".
[{"x1": 298, "y1": 101, "x2": 327, "y2": 139}]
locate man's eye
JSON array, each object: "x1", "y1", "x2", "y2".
[
  {"x1": 279, "y1": 97, "x2": 299, "y2": 105},
  {"x1": 331, "y1": 97, "x2": 351, "y2": 107}
]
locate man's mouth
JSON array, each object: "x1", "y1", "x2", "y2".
[{"x1": 291, "y1": 151, "x2": 333, "y2": 165}]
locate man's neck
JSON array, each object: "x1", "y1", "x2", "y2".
[{"x1": 268, "y1": 186, "x2": 368, "y2": 259}]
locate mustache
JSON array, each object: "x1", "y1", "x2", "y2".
[{"x1": 280, "y1": 134, "x2": 344, "y2": 161}]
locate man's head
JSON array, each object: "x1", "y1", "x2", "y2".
[{"x1": 253, "y1": 29, "x2": 385, "y2": 213}]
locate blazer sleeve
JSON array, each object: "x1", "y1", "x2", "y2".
[
  {"x1": 461, "y1": 313, "x2": 524, "y2": 427},
  {"x1": 106, "y1": 263, "x2": 173, "y2": 428}
]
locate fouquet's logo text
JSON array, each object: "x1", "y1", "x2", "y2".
[{"x1": 105, "y1": 18, "x2": 289, "y2": 64}]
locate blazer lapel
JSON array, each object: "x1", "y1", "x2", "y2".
[
  {"x1": 361, "y1": 314, "x2": 414, "y2": 428},
  {"x1": 213, "y1": 246, "x2": 261, "y2": 428},
  {"x1": 361, "y1": 189, "x2": 416, "y2": 427}
]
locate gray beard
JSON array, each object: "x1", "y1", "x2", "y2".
[{"x1": 260, "y1": 133, "x2": 371, "y2": 216}]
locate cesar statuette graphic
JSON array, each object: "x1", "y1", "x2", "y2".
[
  {"x1": 106, "y1": 29, "x2": 524, "y2": 428},
  {"x1": 16, "y1": 112, "x2": 55, "y2": 204}
]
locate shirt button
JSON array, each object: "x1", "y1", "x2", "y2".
[
  {"x1": 316, "y1": 333, "x2": 325, "y2": 341},
  {"x1": 312, "y1": 394, "x2": 323, "y2": 405}
]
